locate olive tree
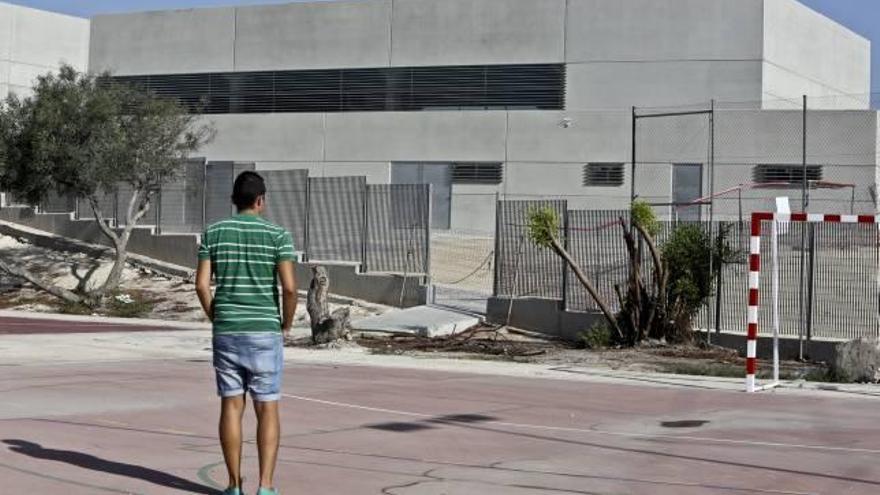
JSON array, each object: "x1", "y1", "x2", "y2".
[{"x1": 0, "y1": 65, "x2": 213, "y2": 305}]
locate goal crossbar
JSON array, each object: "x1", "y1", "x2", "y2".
[{"x1": 746, "y1": 212, "x2": 879, "y2": 393}]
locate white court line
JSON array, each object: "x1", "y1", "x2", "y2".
[{"x1": 282, "y1": 394, "x2": 880, "y2": 456}]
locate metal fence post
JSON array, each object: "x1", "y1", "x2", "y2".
[
  {"x1": 302, "y1": 178, "x2": 311, "y2": 262},
  {"x1": 425, "y1": 184, "x2": 433, "y2": 280},
  {"x1": 562, "y1": 207, "x2": 570, "y2": 311},
  {"x1": 797, "y1": 95, "x2": 808, "y2": 360},
  {"x1": 493, "y1": 193, "x2": 501, "y2": 296},
  {"x1": 201, "y1": 161, "x2": 208, "y2": 232},
  {"x1": 156, "y1": 186, "x2": 163, "y2": 235},
  {"x1": 714, "y1": 222, "x2": 724, "y2": 335},
  {"x1": 361, "y1": 185, "x2": 370, "y2": 273},
  {"x1": 806, "y1": 223, "x2": 816, "y2": 355}
]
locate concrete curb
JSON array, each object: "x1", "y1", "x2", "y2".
[{"x1": 0, "y1": 309, "x2": 211, "y2": 330}]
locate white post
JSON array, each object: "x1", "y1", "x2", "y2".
[{"x1": 771, "y1": 218, "x2": 780, "y2": 385}]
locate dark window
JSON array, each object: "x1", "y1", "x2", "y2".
[
  {"x1": 583, "y1": 163, "x2": 625, "y2": 187},
  {"x1": 451, "y1": 163, "x2": 503, "y2": 185},
  {"x1": 109, "y1": 64, "x2": 565, "y2": 114},
  {"x1": 753, "y1": 165, "x2": 823, "y2": 185}
]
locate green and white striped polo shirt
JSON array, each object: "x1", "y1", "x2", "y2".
[{"x1": 198, "y1": 213, "x2": 296, "y2": 334}]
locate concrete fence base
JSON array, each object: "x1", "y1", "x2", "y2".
[
  {"x1": 488, "y1": 296, "x2": 842, "y2": 362},
  {"x1": 0, "y1": 206, "x2": 427, "y2": 308},
  {"x1": 487, "y1": 296, "x2": 603, "y2": 341}
]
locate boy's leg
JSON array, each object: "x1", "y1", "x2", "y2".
[
  {"x1": 220, "y1": 395, "x2": 247, "y2": 489},
  {"x1": 254, "y1": 400, "x2": 281, "y2": 490}
]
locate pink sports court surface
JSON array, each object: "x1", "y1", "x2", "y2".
[{"x1": 0, "y1": 316, "x2": 878, "y2": 494}]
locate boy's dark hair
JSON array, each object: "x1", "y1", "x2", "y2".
[{"x1": 232, "y1": 171, "x2": 266, "y2": 211}]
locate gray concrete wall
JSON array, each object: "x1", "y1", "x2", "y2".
[
  {"x1": 390, "y1": 0, "x2": 565, "y2": 66},
  {"x1": 90, "y1": 7, "x2": 235, "y2": 75},
  {"x1": 88, "y1": 0, "x2": 870, "y2": 112},
  {"x1": 204, "y1": 114, "x2": 326, "y2": 162},
  {"x1": 487, "y1": 297, "x2": 603, "y2": 341},
  {"x1": 90, "y1": 0, "x2": 565, "y2": 73},
  {"x1": 234, "y1": 0, "x2": 392, "y2": 71},
  {"x1": 0, "y1": 206, "x2": 428, "y2": 307},
  {"x1": 84, "y1": 0, "x2": 877, "y2": 228},
  {"x1": 0, "y1": 3, "x2": 89, "y2": 97},
  {"x1": 762, "y1": 0, "x2": 871, "y2": 109},
  {"x1": 323, "y1": 111, "x2": 508, "y2": 163},
  {"x1": 566, "y1": 61, "x2": 764, "y2": 111},
  {"x1": 297, "y1": 263, "x2": 427, "y2": 308},
  {"x1": 565, "y1": 0, "x2": 763, "y2": 64},
  {"x1": 713, "y1": 332, "x2": 838, "y2": 364},
  {"x1": 0, "y1": 207, "x2": 199, "y2": 268},
  {"x1": 194, "y1": 107, "x2": 878, "y2": 229},
  {"x1": 564, "y1": 0, "x2": 764, "y2": 109}
]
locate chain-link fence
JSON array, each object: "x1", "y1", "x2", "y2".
[
  {"x1": 305, "y1": 176, "x2": 367, "y2": 264},
  {"x1": 494, "y1": 200, "x2": 567, "y2": 301},
  {"x1": 156, "y1": 160, "x2": 207, "y2": 233},
  {"x1": 262, "y1": 169, "x2": 308, "y2": 252},
  {"x1": 366, "y1": 184, "x2": 430, "y2": 275},
  {"x1": 494, "y1": 200, "x2": 879, "y2": 342}
]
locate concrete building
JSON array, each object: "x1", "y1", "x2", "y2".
[
  {"x1": 0, "y1": 2, "x2": 89, "y2": 98},
  {"x1": 22, "y1": 0, "x2": 880, "y2": 231}
]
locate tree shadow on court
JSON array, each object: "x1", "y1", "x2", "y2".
[{"x1": 3, "y1": 439, "x2": 219, "y2": 494}]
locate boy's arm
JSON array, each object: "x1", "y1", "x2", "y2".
[
  {"x1": 278, "y1": 260, "x2": 297, "y2": 339},
  {"x1": 195, "y1": 259, "x2": 214, "y2": 322},
  {"x1": 276, "y1": 230, "x2": 298, "y2": 339}
]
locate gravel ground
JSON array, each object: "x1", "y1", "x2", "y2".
[{"x1": 0, "y1": 233, "x2": 389, "y2": 322}]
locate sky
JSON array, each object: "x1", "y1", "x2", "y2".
[{"x1": 3, "y1": 0, "x2": 879, "y2": 105}]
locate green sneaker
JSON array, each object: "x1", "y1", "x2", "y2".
[
  {"x1": 222, "y1": 488, "x2": 243, "y2": 495},
  {"x1": 257, "y1": 489, "x2": 278, "y2": 495}
]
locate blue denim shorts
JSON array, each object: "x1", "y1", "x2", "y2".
[{"x1": 212, "y1": 333, "x2": 284, "y2": 402}]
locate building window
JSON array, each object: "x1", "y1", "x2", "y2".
[
  {"x1": 583, "y1": 163, "x2": 625, "y2": 187},
  {"x1": 110, "y1": 64, "x2": 566, "y2": 114},
  {"x1": 753, "y1": 165, "x2": 823, "y2": 185},
  {"x1": 451, "y1": 163, "x2": 503, "y2": 185}
]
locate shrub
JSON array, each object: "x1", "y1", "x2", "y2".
[
  {"x1": 579, "y1": 323, "x2": 612, "y2": 349},
  {"x1": 527, "y1": 206, "x2": 560, "y2": 249},
  {"x1": 57, "y1": 301, "x2": 92, "y2": 315},
  {"x1": 105, "y1": 292, "x2": 154, "y2": 318},
  {"x1": 631, "y1": 200, "x2": 660, "y2": 238}
]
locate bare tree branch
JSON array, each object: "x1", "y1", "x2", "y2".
[
  {"x1": 70, "y1": 262, "x2": 100, "y2": 293},
  {"x1": 88, "y1": 196, "x2": 120, "y2": 247},
  {"x1": 548, "y1": 238, "x2": 624, "y2": 341},
  {"x1": 0, "y1": 258, "x2": 83, "y2": 304}
]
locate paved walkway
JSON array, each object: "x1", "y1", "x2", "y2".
[{"x1": 0, "y1": 315, "x2": 879, "y2": 494}]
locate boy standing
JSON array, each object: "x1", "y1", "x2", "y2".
[{"x1": 196, "y1": 171, "x2": 297, "y2": 495}]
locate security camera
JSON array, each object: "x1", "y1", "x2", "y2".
[{"x1": 559, "y1": 117, "x2": 573, "y2": 128}]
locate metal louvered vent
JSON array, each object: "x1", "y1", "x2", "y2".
[
  {"x1": 583, "y1": 163, "x2": 625, "y2": 187},
  {"x1": 109, "y1": 64, "x2": 565, "y2": 114},
  {"x1": 753, "y1": 165, "x2": 823, "y2": 185},
  {"x1": 452, "y1": 163, "x2": 503, "y2": 185}
]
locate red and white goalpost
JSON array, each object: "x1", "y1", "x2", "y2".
[{"x1": 746, "y1": 211, "x2": 879, "y2": 393}]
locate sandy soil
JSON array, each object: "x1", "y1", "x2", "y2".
[
  {"x1": 0, "y1": 233, "x2": 389, "y2": 323},
  {"x1": 355, "y1": 325, "x2": 827, "y2": 381}
]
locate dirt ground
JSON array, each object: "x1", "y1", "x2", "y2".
[
  {"x1": 0, "y1": 232, "x2": 827, "y2": 381},
  {"x1": 354, "y1": 325, "x2": 828, "y2": 381},
  {"x1": 0, "y1": 233, "x2": 388, "y2": 322}
]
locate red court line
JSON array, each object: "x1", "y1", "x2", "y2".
[{"x1": 0, "y1": 317, "x2": 200, "y2": 335}]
